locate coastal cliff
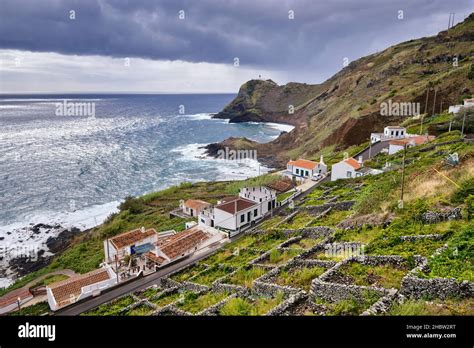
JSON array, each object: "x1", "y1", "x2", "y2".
[{"x1": 208, "y1": 14, "x2": 474, "y2": 167}]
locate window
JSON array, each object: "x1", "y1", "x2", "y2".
[
  {"x1": 254, "y1": 209, "x2": 258, "y2": 217},
  {"x1": 305, "y1": 170, "x2": 309, "y2": 177},
  {"x1": 240, "y1": 215, "x2": 245, "y2": 223},
  {"x1": 296, "y1": 168, "x2": 300, "y2": 174},
  {"x1": 346, "y1": 171, "x2": 352, "y2": 178}
]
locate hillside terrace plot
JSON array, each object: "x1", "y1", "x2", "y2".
[
  {"x1": 215, "y1": 265, "x2": 268, "y2": 292},
  {"x1": 216, "y1": 292, "x2": 288, "y2": 316},
  {"x1": 256, "y1": 259, "x2": 332, "y2": 292},
  {"x1": 310, "y1": 255, "x2": 422, "y2": 309}
]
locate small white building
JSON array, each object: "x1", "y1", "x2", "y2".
[
  {"x1": 331, "y1": 157, "x2": 363, "y2": 181},
  {"x1": 285, "y1": 157, "x2": 327, "y2": 179},
  {"x1": 371, "y1": 126, "x2": 407, "y2": 143},
  {"x1": 198, "y1": 186, "x2": 277, "y2": 233},
  {"x1": 388, "y1": 135, "x2": 435, "y2": 155},
  {"x1": 239, "y1": 186, "x2": 277, "y2": 215},
  {"x1": 103, "y1": 227, "x2": 158, "y2": 263},
  {"x1": 448, "y1": 98, "x2": 474, "y2": 114},
  {"x1": 181, "y1": 199, "x2": 211, "y2": 217},
  {"x1": 47, "y1": 264, "x2": 117, "y2": 311}
]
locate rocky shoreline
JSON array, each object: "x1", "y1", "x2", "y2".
[{"x1": 0, "y1": 223, "x2": 84, "y2": 286}]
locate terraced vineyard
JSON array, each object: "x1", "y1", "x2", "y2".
[{"x1": 76, "y1": 132, "x2": 473, "y2": 316}]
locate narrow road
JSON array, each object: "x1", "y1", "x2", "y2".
[
  {"x1": 354, "y1": 140, "x2": 390, "y2": 161},
  {"x1": 57, "y1": 244, "x2": 223, "y2": 315},
  {"x1": 57, "y1": 176, "x2": 326, "y2": 316}
]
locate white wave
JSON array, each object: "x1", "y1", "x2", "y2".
[
  {"x1": 171, "y1": 143, "x2": 270, "y2": 180},
  {"x1": 181, "y1": 113, "x2": 214, "y2": 121},
  {"x1": 265, "y1": 122, "x2": 295, "y2": 133}
]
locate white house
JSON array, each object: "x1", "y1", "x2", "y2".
[
  {"x1": 448, "y1": 98, "x2": 474, "y2": 114},
  {"x1": 180, "y1": 199, "x2": 211, "y2": 217},
  {"x1": 47, "y1": 264, "x2": 117, "y2": 311},
  {"x1": 331, "y1": 157, "x2": 363, "y2": 181},
  {"x1": 104, "y1": 227, "x2": 158, "y2": 263},
  {"x1": 285, "y1": 157, "x2": 327, "y2": 179},
  {"x1": 371, "y1": 126, "x2": 407, "y2": 143},
  {"x1": 239, "y1": 186, "x2": 277, "y2": 215},
  {"x1": 388, "y1": 135, "x2": 435, "y2": 155}
]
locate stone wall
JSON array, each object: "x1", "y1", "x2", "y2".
[
  {"x1": 420, "y1": 207, "x2": 463, "y2": 224},
  {"x1": 298, "y1": 200, "x2": 355, "y2": 214}
]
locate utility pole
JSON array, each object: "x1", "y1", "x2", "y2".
[
  {"x1": 368, "y1": 137, "x2": 372, "y2": 159},
  {"x1": 461, "y1": 109, "x2": 466, "y2": 137},
  {"x1": 432, "y1": 88, "x2": 437, "y2": 117},
  {"x1": 115, "y1": 255, "x2": 119, "y2": 284},
  {"x1": 399, "y1": 144, "x2": 407, "y2": 209},
  {"x1": 424, "y1": 88, "x2": 430, "y2": 114}
]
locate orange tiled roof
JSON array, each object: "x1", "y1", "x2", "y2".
[
  {"x1": 344, "y1": 158, "x2": 361, "y2": 170},
  {"x1": 287, "y1": 159, "x2": 318, "y2": 170},
  {"x1": 266, "y1": 179, "x2": 295, "y2": 193},
  {"x1": 215, "y1": 197, "x2": 257, "y2": 214},
  {"x1": 160, "y1": 227, "x2": 209, "y2": 260},
  {"x1": 145, "y1": 252, "x2": 167, "y2": 265},
  {"x1": 49, "y1": 269, "x2": 111, "y2": 308},
  {"x1": 110, "y1": 228, "x2": 157, "y2": 249},
  {"x1": 389, "y1": 135, "x2": 434, "y2": 146},
  {"x1": 0, "y1": 288, "x2": 32, "y2": 308},
  {"x1": 184, "y1": 199, "x2": 210, "y2": 211}
]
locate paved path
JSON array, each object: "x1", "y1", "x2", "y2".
[{"x1": 354, "y1": 140, "x2": 391, "y2": 161}]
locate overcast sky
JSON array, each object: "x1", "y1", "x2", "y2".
[{"x1": 0, "y1": 0, "x2": 472, "y2": 93}]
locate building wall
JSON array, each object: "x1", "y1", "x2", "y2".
[
  {"x1": 331, "y1": 162, "x2": 355, "y2": 181},
  {"x1": 388, "y1": 144, "x2": 404, "y2": 155}
]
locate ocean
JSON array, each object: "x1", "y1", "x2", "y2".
[{"x1": 0, "y1": 94, "x2": 293, "y2": 287}]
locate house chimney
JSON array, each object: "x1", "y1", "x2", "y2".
[
  {"x1": 141, "y1": 226, "x2": 145, "y2": 233},
  {"x1": 320, "y1": 155, "x2": 325, "y2": 165},
  {"x1": 358, "y1": 156, "x2": 363, "y2": 164}
]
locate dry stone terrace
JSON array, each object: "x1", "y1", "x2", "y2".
[{"x1": 78, "y1": 176, "x2": 473, "y2": 316}]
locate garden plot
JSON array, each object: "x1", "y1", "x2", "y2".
[
  {"x1": 149, "y1": 288, "x2": 183, "y2": 308},
  {"x1": 217, "y1": 292, "x2": 286, "y2": 316},
  {"x1": 305, "y1": 242, "x2": 364, "y2": 263},
  {"x1": 366, "y1": 234, "x2": 448, "y2": 257},
  {"x1": 284, "y1": 237, "x2": 325, "y2": 250},
  {"x1": 169, "y1": 263, "x2": 209, "y2": 283},
  {"x1": 263, "y1": 260, "x2": 331, "y2": 292},
  {"x1": 82, "y1": 295, "x2": 136, "y2": 316},
  {"x1": 187, "y1": 265, "x2": 235, "y2": 287},
  {"x1": 388, "y1": 297, "x2": 474, "y2": 315},
  {"x1": 246, "y1": 230, "x2": 290, "y2": 250},
  {"x1": 309, "y1": 210, "x2": 352, "y2": 227},
  {"x1": 120, "y1": 302, "x2": 156, "y2": 316},
  {"x1": 254, "y1": 248, "x2": 303, "y2": 267},
  {"x1": 323, "y1": 258, "x2": 412, "y2": 290},
  {"x1": 174, "y1": 290, "x2": 230, "y2": 315},
  {"x1": 134, "y1": 285, "x2": 162, "y2": 300},
  {"x1": 276, "y1": 212, "x2": 315, "y2": 230},
  {"x1": 217, "y1": 266, "x2": 268, "y2": 291},
  {"x1": 311, "y1": 256, "x2": 422, "y2": 307}
]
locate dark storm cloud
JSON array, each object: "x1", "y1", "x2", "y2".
[{"x1": 0, "y1": 0, "x2": 473, "y2": 81}]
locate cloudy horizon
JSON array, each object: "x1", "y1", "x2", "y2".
[{"x1": 0, "y1": 0, "x2": 473, "y2": 93}]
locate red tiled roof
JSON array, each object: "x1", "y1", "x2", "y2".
[
  {"x1": 287, "y1": 159, "x2": 318, "y2": 170},
  {"x1": 48, "y1": 269, "x2": 111, "y2": 308},
  {"x1": 145, "y1": 252, "x2": 167, "y2": 265},
  {"x1": 0, "y1": 288, "x2": 32, "y2": 308},
  {"x1": 160, "y1": 227, "x2": 209, "y2": 260},
  {"x1": 266, "y1": 179, "x2": 295, "y2": 193},
  {"x1": 344, "y1": 158, "x2": 361, "y2": 170},
  {"x1": 389, "y1": 135, "x2": 434, "y2": 146},
  {"x1": 215, "y1": 197, "x2": 257, "y2": 214},
  {"x1": 184, "y1": 199, "x2": 210, "y2": 211},
  {"x1": 110, "y1": 228, "x2": 157, "y2": 249}
]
